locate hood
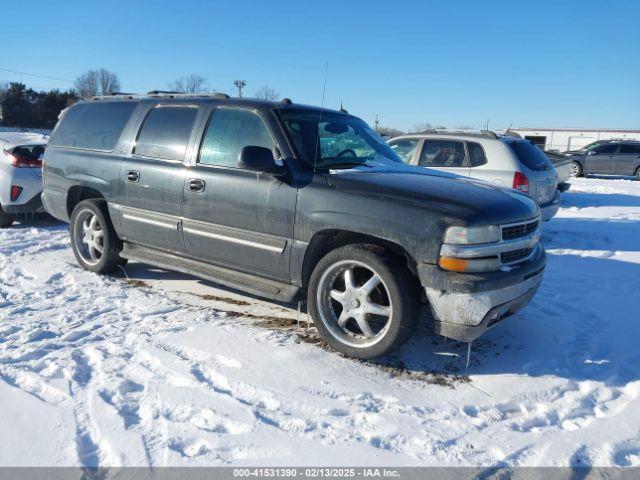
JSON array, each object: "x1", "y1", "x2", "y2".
[{"x1": 324, "y1": 164, "x2": 539, "y2": 225}]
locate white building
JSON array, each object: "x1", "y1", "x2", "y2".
[{"x1": 505, "y1": 127, "x2": 640, "y2": 152}]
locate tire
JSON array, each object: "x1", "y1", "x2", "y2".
[
  {"x1": 0, "y1": 206, "x2": 14, "y2": 228},
  {"x1": 69, "y1": 199, "x2": 124, "y2": 273},
  {"x1": 307, "y1": 244, "x2": 421, "y2": 359},
  {"x1": 570, "y1": 161, "x2": 583, "y2": 177},
  {"x1": 636, "y1": 167, "x2": 640, "y2": 181}
]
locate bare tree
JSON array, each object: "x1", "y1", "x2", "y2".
[
  {"x1": 377, "y1": 126, "x2": 405, "y2": 138},
  {"x1": 75, "y1": 69, "x2": 121, "y2": 97},
  {"x1": 254, "y1": 85, "x2": 279, "y2": 101},
  {"x1": 168, "y1": 74, "x2": 209, "y2": 93},
  {"x1": 410, "y1": 122, "x2": 432, "y2": 133}
]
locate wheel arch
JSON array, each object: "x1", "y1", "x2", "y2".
[
  {"x1": 67, "y1": 186, "x2": 105, "y2": 218},
  {"x1": 300, "y1": 229, "x2": 419, "y2": 290}
]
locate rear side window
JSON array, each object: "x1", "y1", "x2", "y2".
[
  {"x1": 620, "y1": 144, "x2": 640, "y2": 154},
  {"x1": 49, "y1": 102, "x2": 136, "y2": 150},
  {"x1": 508, "y1": 141, "x2": 553, "y2": 171},
  {"x1": 467, "y1": 142, "x2": 487, "y2": 167},
  {"x1": 134, "y1": 106, "x2": 198, "y2": 161},
  {"x1": 419, "y1": 140, "x2": 466, "y2": 167},
  {"x1": 199, "y1": 108, "x2": 274, "y2": 168},
  {"x1": 389, "y1": 139, "x2": 419, "y2": 164}
]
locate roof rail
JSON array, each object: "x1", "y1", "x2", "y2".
[
  {"x1": 88, "y1": 92, "x2": 232, "y2": 101},
  {"x1": 417, "y1": 129, "x2": 499, "y2": 139}
]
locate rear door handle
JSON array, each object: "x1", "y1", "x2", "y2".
[
  {"x1": 187, "y1": 178, "x2": 205, "y2": 193},
  {"x1": 127, "y1": 170, "x2": 140, "y2": 182}
]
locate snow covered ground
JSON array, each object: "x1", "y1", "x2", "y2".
[{"x1": 0, "y1": 177, "x2": 639, "y2": 467}]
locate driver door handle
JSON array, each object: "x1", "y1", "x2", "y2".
[
  {"x1": 127, "y1": 170, "x2": 140, "y2": 182},
  {"x1": 187, "y1": 178, "x2": 205, "y2": 193}
]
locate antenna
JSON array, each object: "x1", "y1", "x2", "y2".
[{"x1": 313, "y1": 61, "x2": 329, "y2": 172}]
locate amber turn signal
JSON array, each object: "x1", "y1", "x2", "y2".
[{"x1": 438, "y1": 256, "x2": 468, "y2": 272}]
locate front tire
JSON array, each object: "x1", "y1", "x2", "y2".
[
  {"x1": 0, "y1": 206, "x2": 14, "y2": 228},
  {"x1": 570, "y1": 161, "x2": 583, "y2": 177},
  {"x1": 70, "y1": 199, "x2": 124, "y2": 273},
  {"x1": 307, "y1": 245, "x2": 421, "y2": 359}
]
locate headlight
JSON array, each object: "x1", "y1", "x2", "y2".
[{"x1": 443, "y1": 225, "x2": 501, "y2": 245}]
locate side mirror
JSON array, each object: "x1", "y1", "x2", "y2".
[
  {"x1": 239, "y1": 146, "x2": 284, "y2": 174},
  {"x1": 587, "y1": 150, "x2": 596, "y2": 155}
]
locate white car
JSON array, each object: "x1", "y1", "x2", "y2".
[
  {"x1": 389, "y1": 131, "x2": 560, "y2": 221},
  {"x1": 0, "y1": 132, "x2": 48, "y2": 227}
]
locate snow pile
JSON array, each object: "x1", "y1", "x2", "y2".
[{"x1": 0, "y1": 177, "x2": 639, "y2": 467}]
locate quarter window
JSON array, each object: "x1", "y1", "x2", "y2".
[
  {"x1": 389, "y1": 139, "x2": 419, "y2": 164},
  {"x1": 134, "y1": 106, "x2": 198, "y2": 161},
  {"x1": 199, "y1": 108, "x2": 274, "y2": 168},
  {"x1": 620, "y1": 144, "x2": 640, "y2": 154},
  {"x1": 467, "y1": 142, "x2": 488, "y2": 167},
  {"x1": 49, "y1": 101, "x2": 136, "y2": 151},
  {"x1": 419, "y1": 140, "x2": 466, "y2": 167}
]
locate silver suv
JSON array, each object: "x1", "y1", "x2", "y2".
[{"x1": 389, "y1": 131, "x2": 560, "y2": 221}]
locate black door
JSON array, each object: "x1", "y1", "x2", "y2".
[
  {"x1": 584, "y1": 143, "x2": 618, "y2": 174},
  {"x1": 614, "y1": 143, "x2": 640, "y2": 176},
  {"x1": 120, "y1": 104, "x2": 200, "y2": 252},
  {"x1": 180, "y1": 106, "x2": 296, "y2": 280}
]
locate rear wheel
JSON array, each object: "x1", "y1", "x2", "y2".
[
  {"x1": 635, "y1": 166, "x2": 640, "y2": 180},
  {"x1": 570, "y1": 161, "x2": 583, "y2": 177},
  {"x1": 70, "y1": 199, "x2": 124, "y2": 273},
  {"x1": 0, "y1": 206, "x2": 14, "y2": 228},
  {"x1": 307, "y1": 245, "x2": 421, "y2": 359}
]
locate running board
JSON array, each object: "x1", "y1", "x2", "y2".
[{"x1": 120, "y1": 243, "x2": 300, "y2": 303}]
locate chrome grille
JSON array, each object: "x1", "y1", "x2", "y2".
[
  {"x1": 502, "y1": 219, "x2": 539, "y2": 241},
  {"x1": 501, "y1": 247, "x2": 534, "y2": 264}
]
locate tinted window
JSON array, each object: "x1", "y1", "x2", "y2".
[
  {"x1": 620, "y1": 144, "x2": 640, "y2": 154},
  {"x1": 389, "y1": 139, "x2": 419, "y2": 163},
  {"x1": 508, "y1": 141, "x2": 553, "y2": 171},
  {"x1": 134, "y1": 106, "x2": 198, "y2": 161},
  {"x1": 199, "y1": 108, "x2": 274, "y2": 167},
  {"x1": 49, "y1": 102, "x2": 136, "y2": 150},
  {"x1": 419, "y1": 140, "x2": 466, "y2": 167},
  {"x1": 467, "y1": 142, "x2": 487, "y2": 167},
  {"x1": 592, "y1": 144, "x2": 618, "y2": 154}
]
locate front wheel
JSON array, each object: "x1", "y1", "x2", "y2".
[
  {"x1": 570, "y1": 161, "x2": 583, "y2": 177},
  {"x1": 307, "y1": 245, "x2": 421, "y2": 359},
  {"x1": 70, "y1": 199, "x2": 124, "y2": 273}
]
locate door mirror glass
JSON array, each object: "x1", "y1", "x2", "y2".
[{"x1": 239, "y1": 146, "x2": 283, "y2": 173}]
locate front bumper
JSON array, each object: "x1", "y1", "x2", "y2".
[
  {"x1": 2, "y1": 193, "x2": 45, "y2": 214},
  {"x1": 420, "y1": 246, "x2": 546, "y2": 342},
  {"x1": 540, "y1": 191, "x2": 561, "y2": 221}
]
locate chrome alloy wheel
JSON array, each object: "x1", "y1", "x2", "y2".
[
  {"x1": 316, "y1": 260, "x2": 393, "y2": 348},
  {"x1": 570, "y1": 162, "x2": 581, "y2": 177},
  {"x1": 73, "y1": 209, "x2": 104, "y2": 265}
]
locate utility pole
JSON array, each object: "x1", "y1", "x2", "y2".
[
  {"x1": 234, "y1": 79, "x2": 246, "y2": 98},
  {"x1": 374, "y1": 114, "x2": 380, "y2": 133}
]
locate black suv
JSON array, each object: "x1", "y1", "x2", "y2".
[
  {"x1": 566, "y1": 140, "x2": 640, "y2": 178},
  {"x1": 42, "y1": 94, "x2": 545, "y2": 358}
]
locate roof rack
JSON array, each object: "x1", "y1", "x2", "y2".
[
  {"x1": 419, "y1": 129, "x2": 499, "y2": 139},
  {"x1": 89, "y1": 92, "x2": 232, "y2": 101}
]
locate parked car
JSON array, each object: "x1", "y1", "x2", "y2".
[
  {"x1": 561, "y1": 139, "x2": 625, "y2": 156},
  {"x1": 0, "y1": 132, "x2": 48, "y2": 227},
  {"x1": 564, "y1": 140, "x2": 640, "y2": 178},
  {"x1": 43, "y1": 94, "x2": 545, "y2": 359},
  {"x1": 388, "y1": 131, "x2": 560, "y2": 221},
  {"x1": 543, "y1": 150, "x2": 572, "y2": 191}
]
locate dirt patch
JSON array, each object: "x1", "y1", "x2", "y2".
[
  {"x1": 371, "y1": 359, "x2": 471, "y2": 388},
  {"x1": 126, "y1": 279, "x2": 151, "y2": 289},
  {"x1": 192, "y1": 293, "x2": 251, "y2": 306}
]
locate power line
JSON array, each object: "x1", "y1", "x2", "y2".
[{"x1": 0, "y1": 67, "x2": 75, "y2": 84}]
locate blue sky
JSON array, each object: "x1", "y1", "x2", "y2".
[{"x1": 1, "y1": 0, "x2": 638, "y2": 131}]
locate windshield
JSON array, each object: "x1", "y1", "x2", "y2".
[
  {"x1": 278, "y1": 110, "x2": 403, "y2": 169},
  {"x1": 579, "y1": 140, "x2": 607, "y2": 151}
]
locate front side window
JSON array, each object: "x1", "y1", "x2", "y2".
[
  {"x1": 134, "y1": 106, "x2": 198, "y2": 161},
  {"x1": 419, "y1": 140, "x2": 466, "y2": 167},
  {"x1": 620, "y1": 144, "x2": 640, "y2": 154},
  {"x1": 49, "y1": 101, "x2": 136, "y2": 150},
  {"x1": 199, "y1": 108, "x2": 274, "y2": 168},
  {"x1": 593, "y1": 144, "x2": 618, "y2": 154},
  {"x1": 279, "y1": 110, "x2": 402, "y2": 169},
  {"x1": 467, "y1": 142, "x2": 488, "y2": 167},
  {"x1": 389, "y1": 139, "x2": 419, "y2": 164}
]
